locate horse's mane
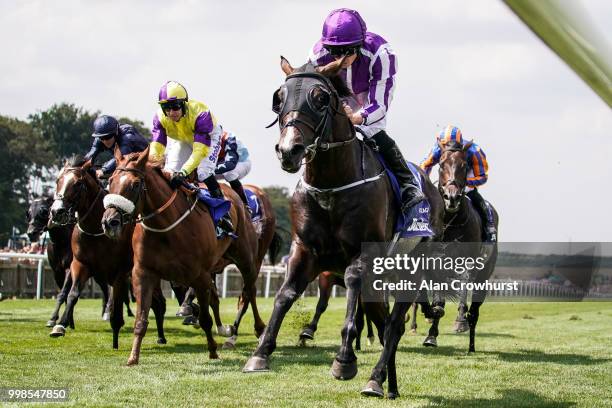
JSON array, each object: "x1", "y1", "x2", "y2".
[
  {"x1": 65, "y1": 154, "x2": 87, "y2": 168},
  {"x1": 295, "y1": 62, "x2": 353, "y2": 98}
]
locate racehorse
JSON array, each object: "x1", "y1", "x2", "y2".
[
  {"x1": 48, "y1": 156, "x2": 167, "y2": 349},
  {"x1": 26, "y1": 195, "x2": 123, "y2": 327},
  {"x1": 243, "y1": 58, "x2": 446, "y2": 399},
  {"x1": 101, "y1": 147, "x2": 263, "y2": 365},
  {"x1": 298, "y1": 271, "x2": 375, "y2": 351},
  {"x1": 177, "y1": 184, "x2": 283, "y2": 348},
  {"x1": 428, "y1": 140, "x2": 499, "y2": 352}
]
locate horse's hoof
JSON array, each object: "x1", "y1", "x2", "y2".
[
  {"x1": 330, "y1": 358, "x2": 358, "y2": 380},
  {"x1": 176, "y1": 306, "x2": 193, "y2": 317},
  {"x1": 222, "y1": 335, "x2": 237, "y2": 350},
  {"x1": 126, "y1": 357, "x2": 139, "y2": 366},
  {"x1": 102, "y1": 312, "x2": 110, "y2": 321},
  {"x1": 242, "y1": 356, "x2": 270, "y2": 373},
  {"x1": 299, "y1": 327, "x2": 314, "y2": 341},
  {"x1": 49, "y1": 325, "x2": 66, "y2": 337},
  {"x1": 217, "y1": 324, "x2": 233, "y2": 337},
  {"x1": 157, "y1": 338, "x2": 167, "y2": 345},
  {"x1": 468, "y1": 346, "x2": 475, "y2": 353},
  {"x1": 182, "y1": 316, "x2": 198, "y2": 326},
  {"x1": 423, "y1": 336, "x2": 438, "y2": 347},
  {"x1": 361, "y1": 380, "x2": 384, "y2": 398},
  {"x1": 387, "y1": 391, "x2": 400, "y2": 400},
  {"x1": 209, "y1": 351, "x2": 219, "y2": 359},
  {"x1": 454, "y1": 320, "x2": 469, "y2": 333},
  {"x1": 409, "y1": 328, "x2": 418, "y2": 335},
  {"x1": 46, "y1": 319, "x2": 56, "y2": 328},
  {"x1": 298, "y1": 338, "x2": 308, "y2": 347},
  {"x1": 367, "y1": 336, "x2": 375, "y2": 346}
]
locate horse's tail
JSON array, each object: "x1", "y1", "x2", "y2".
[{"x1": 267, "y1": 230, "x2": 283, "y2": 266}]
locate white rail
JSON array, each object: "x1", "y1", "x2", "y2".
[{"x1": 0, "y1": 252, "x2": 48, "y2": 299}]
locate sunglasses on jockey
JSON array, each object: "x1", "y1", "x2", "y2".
[
  {"x1": 98, "y1": 134, "x2": 116, "y2": 141},
  {"x1": 160, "y1": 101, "x2": 185, "y2": 113},
  {"x1": 324, "y1": 45, "x2": 360, "y2": 58}
]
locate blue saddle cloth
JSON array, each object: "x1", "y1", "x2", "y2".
[
  {"x1": 376, "y1": 154, "x2": 434, "y2": 238},
  {"x1": 245, "y1": 188, "x2": 263, "y2": 222},
  {"x1": 195, "y1": 188, "x2": 232, "y2": 227}
]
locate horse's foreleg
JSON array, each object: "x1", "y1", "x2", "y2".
[
  {"x1": 50, "y1": 262, "x2": 89, "y2": 337},
  {"x1": 193, "y1": 282, "x2": 218, "y2": 359},
  {"x1": 468, "y1": 298, "x2": 484, "y2": 353},
  {"x1": 151, "y1": 284, "x2": 167, "y2": 345},
  {"x1": 362, "y1": 300, "x2": 410, "y2": 398},
  {"x1": 300, "y1": 273, "x2": 333, "y2": 343},
  {"x1": 409, "y1": 302, "x2": 418, "y2": 333},
  {"x1": 454, "y1": 288, "x2": 469, "y2": 333},
  {"x1": 209, "y1": 280, "x2": 230, "y2": 336},
  {"x1": 110, "y1": 277, "x2": 127, "y2": 350},
  {"x1": 243, "y1": 244, "x2": 315, "y2": 373},
  {"x1": 127, "y1": 268, "x2": 156, "y2": 366},
  {"x1": 47, "y1": 270, "x2": 71, "y2": 328},
  {"x1": 331, "y1": 257, "x2": 366, "y2": 381}
]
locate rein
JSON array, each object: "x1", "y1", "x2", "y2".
[{"x1": 109, "y1": 166, "x2": 197, "y2": 233}]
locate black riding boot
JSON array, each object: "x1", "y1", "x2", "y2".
[
  {"x1": 372, "y1": 130, "x2": 425, "y2": 213},
  {"x1": 203, "y1": 176, "x2": 234, "y2": 235},
  {"x1": 466, "y1": 189, "x2": 496, "y2": 242},
  {"x1": 229, "y1": 179, "x2": 252, "y2": 217}
]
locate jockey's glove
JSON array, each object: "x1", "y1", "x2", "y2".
[{"x1": 170, "y1": 170, "x2": 187, "y2": 189}]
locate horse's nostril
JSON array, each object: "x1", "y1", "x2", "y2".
[
  {"x1": 109, "y1": 218, "x2": 120, "y2": 228},
  {"x1": 289, "y1": 144, "x2": 305, "y2": 157}
]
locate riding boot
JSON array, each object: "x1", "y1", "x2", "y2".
[
  {"x1": 372, "y1": 130, "x2": 425, "y2": 213},
  {"x1": 466, "y1": 189, "x2": 496, "y2": 242},
  {"x1": 229, "y1": 179, "x2": 252, "y2": 217},
  {"x1": 203, "y1": 176, "x2": 234, "y2": 235}
]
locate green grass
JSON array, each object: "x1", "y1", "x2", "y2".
[{"x1": 0, "y1": 299, "x2": 611, "y2": 407}]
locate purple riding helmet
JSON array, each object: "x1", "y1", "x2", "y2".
[{"x1": 321, "y1": 8, "x2": 367, "y2": 46}]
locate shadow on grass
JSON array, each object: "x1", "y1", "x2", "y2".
[
  {"x1": 420, "y1": 388, "x2": 575, "y2": 407},
  {"x1": 396, "y1": 344, "x2": 610, "y2": 366}
]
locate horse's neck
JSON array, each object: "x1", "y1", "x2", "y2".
[
  {"x1": 142, "y1": 169, "x2": 184, "y2": 221},
  {"x1": 303, "y1": 121, "x2": 371, "y2": 188},
  {"x1": 48, "y1": 224, "x2": 72, "y2": 244},
  {"x1": 77, "y1": 182, "x2": 105, "y2": 231}
]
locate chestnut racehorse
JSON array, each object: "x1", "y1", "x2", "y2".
[{"x1": 102, "y1": 147, "x2": 263, "y2": 365}]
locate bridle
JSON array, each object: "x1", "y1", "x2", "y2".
[
  {"x1": 106, "y1": 166, "x2": 192, "y2": 232},
  {"x1": 271, "y1": 70, "x2": 356, "y2": 164},
  {"x1": 52, "y1": 167, "x2": 104, "y2": 232}
]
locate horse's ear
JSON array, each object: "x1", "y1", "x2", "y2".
[
  {"x1": 463, "y1": 140, "x2": 474, "y2": 151},
  {"x1": 114, "y1": 144, "x2": 123, "y2": 163},
  {"x1": 316, "y1": 56, "x2": 346, "y2": 77},
  {"x1": 82, "y1": 159, "x2": 93, "y2": 171},
  {"x1": 280, "y1": 56, "x2": 294, "y2": 76},
  {"x1": 135, "y1": 145, "x2": 150, "y2": 168}
]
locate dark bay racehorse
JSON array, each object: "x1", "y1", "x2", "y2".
[
  {"x1": 432, "y1": 141, "x2": 499, "y2": 352},
  {"x1": 298, "y1": 271, "x2": 375, "y2": 351},
  {"x1": 243, "y1": 58, "x2": 445, "y2": 398},
  {"x1": 27, "y1": 195, "x2": 133, "y2": 327},
  {"x1": 27, "y1": 195, "x2": 76, "y2": 328},
  {"x1": 48, "y1": 157, "x2": 167, "y2": 349},
  {"x1": 102, "y1": 147, "x2": 263, "y2": 365}
]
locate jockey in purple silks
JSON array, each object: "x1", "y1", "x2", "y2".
[{"x1": 309, "y1": 8, "x2": 425, "y2": 216}]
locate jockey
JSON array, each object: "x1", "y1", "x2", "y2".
[
  {"x1": 420, "y1": 125, "x2": 497, "y2": 242},
  {"x1": 148, "y1": 80, "x2": 234, "y2": 234},
  {"x1": 214, "y1": 131, "x2": 251, "y2": 209},
  {"x1": 309, "y1": 8, "x2": 424, "y2": 216},
  {"x1": 85, "y1": 115, "x2": 149, "y2": 179}
]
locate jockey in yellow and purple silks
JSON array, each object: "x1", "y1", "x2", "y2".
[
  {"x1": 149, "y1": 80, "x2": 233, "y2": 234},
  {"x1": 421, "y1": 125, "x2": 496, "y2": 242}
]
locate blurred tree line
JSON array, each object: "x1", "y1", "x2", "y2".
[
  {"x1": 0, "y1": 103, "x2": 148, "y2": 242},
  {"x1": 1, "y1": 104, "x2": 293, "y2": 257}
]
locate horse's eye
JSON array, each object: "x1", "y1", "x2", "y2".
[{"x1": 309, "y1": 86, "x2": 330, "y2": 111}]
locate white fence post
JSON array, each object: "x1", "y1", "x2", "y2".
[
  {"x1": 36, "y1": 259, "x2": 44, "y2": 300},
  {"x1": 265, "y1": 268, "x2": 272, "y2": 298},
  {"x1": 222, "y1": 267, "x2": 228, "y2": 299}
]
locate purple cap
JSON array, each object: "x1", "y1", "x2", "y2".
[{"x1": 321, "y1": 8, "x2": 367, "y2": 46}]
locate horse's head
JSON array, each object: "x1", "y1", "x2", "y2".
[
  {"x1": 102, "y1": 145, "x2": 149, "y2": 239},
  {"x1": 26, "y1": 195, "x2": 53, "y2": 242},
  {"x1": 272, "y1": 56, "x2": 351, "y2": 173},
  {"x1": 438, "y1": 140, "x2": 473, "y2": 213},
  {"x1": 49, "y1": 156, "x2": 96, "y2": 228}
]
